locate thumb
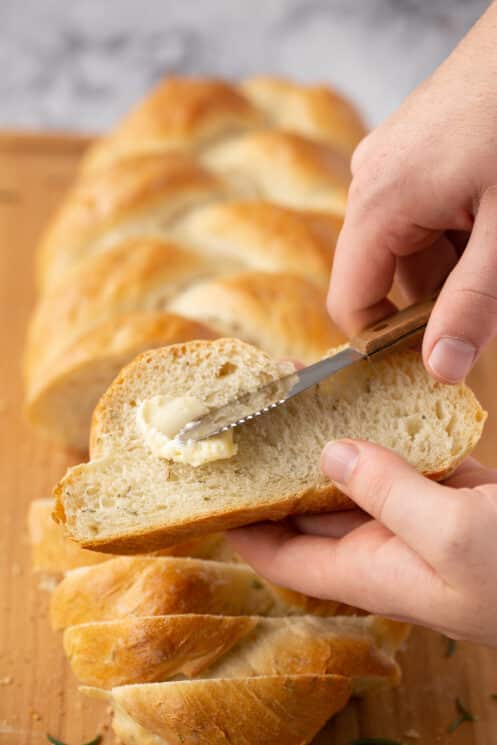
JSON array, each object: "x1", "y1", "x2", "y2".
[
  {"x1": 320, "y1": 439, "x2": 459, "y2": 569},
  {"x1": 423, "y1": 187, "x2": 497, "y2": 383}
]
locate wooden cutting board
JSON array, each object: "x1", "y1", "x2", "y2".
[{"x1": 2, "y1": 130, "x2": 497, "y2": 745}]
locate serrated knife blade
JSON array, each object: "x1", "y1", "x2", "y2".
[{"x1": 177, "y1": 296, "x2": 436, "y2": 444}]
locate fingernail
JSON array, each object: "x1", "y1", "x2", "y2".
[
  {"x1": 428, "y1": 337, "x2": 476, "y2": 382},
  {"x1": 320, "y1": 442, "x2": 359, "y2": 484}
]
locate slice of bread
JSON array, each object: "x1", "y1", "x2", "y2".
[
  {"x1": 53, "y1": 338, "x2": 486, "y2": 553},
  {"x1": 84, "y1": 674, "x2": 352, "y2": 745},
  {"x1": 50, "y1": 556, "x2": 360, "y2": 630},
  {"x1": 63, "y1": 613, "x2": 406, "y2": 690},
  {"x1": 28, "y1": 498, "x2": 231, "y2": 574}
]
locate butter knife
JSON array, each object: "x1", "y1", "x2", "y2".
[{"x1": 177, "y1": 297, "x2": 436, "y2": 443}]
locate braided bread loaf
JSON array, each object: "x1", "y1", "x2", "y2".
[
  {"x1": 26, "y1": 75, "x2": 415, "y2": 744},
  {"x1": 25, "y1": 76, "x2": 357, "y2": 451}
]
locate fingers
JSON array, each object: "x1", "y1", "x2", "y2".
[
  {"x1": 328, "y1": 135, "x2": 454, "y2": 336},
  {"x1": 395, "y1": 235, "x2": 458, "y2": 304},
  {"x1": 423, "y1": 187, "x2": 497, "y2": 383},
  {"x1": 228, "y1": 518, "x2": 450, "y2": 623},
  {"x1": 319, "y1": 439, "x2": 459, "y2": 568},
  {"x1": 443, "y1": 457, "x2": 497, "y2": 489},
  {"x1": 293, "y1": 509, "x2": 370, "y2": 538}
]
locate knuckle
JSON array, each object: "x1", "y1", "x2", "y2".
[
  {"x1": 453, "y1": 284, "x2": 497, "y2": 313},
  {"x1": 348, "y1": 153, "x2": 405, "y2": 216},
  {"x1": 438, "y1": 498, "x2": 475, "y2": 562},
  {"x1": 350, "y1": 133, "x2": 374, "y2": 174}
]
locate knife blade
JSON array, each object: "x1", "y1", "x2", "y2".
[{"x1": 177, "y1": 296, "x2": 436, "y2": 444}]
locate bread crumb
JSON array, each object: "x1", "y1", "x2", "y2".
[
  {"x1": 405, "y1": 730, "x2": 421, "y2": 739},
  {"x1": 38, "y1": 575, "x2": 58, "y2": 592},
  {"x1": 0, "y1": 676, "x2": 13, "y2": 685},
  {"x1": 30, "y1": 710, "x2": 41, "y2": 721}
]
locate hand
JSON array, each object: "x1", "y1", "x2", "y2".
[
  {"x1": 329, "y1": 1, "x2": 497, "y2": 384},
  {"x1": 229, "y1": 444, "x2": 497, "y2": 646}
]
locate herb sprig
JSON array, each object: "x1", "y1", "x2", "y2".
[{"x1": 447, "y1": 697, "x2": 476, "y2": 733}]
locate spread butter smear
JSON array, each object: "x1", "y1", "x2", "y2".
[{"x1": 136, "y1": 395, "x2": 237, "y2": 467}]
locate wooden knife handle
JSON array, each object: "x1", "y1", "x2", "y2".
[{"x1": 350, "y1": 296, "x2": 436, "y2": 356}]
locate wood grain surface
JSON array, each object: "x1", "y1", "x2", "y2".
[{"x1": 1, "y1": 130, "x2": 497, "y2": 745}]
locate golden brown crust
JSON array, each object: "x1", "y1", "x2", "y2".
[
  {"x1": 175, "y1": 200, "x2": 341, "y2": 286},
  {"x1": 81, "y1": 75, "x2": 365, "y2": 174},
  {"x1": 242, "y1": 76, "x2": 367, "y2": 156},
  {"x1": 37, "y1": 151, "x2": 224, "y2": 289},
  {"x1": 26, "y1": 239, "x2": 220, "y2": 385},
  {"x1": 25, "y1": 312, "x2": 219, "y2": 451},
  {"x1": 50, "y1": 557, "x2": 277, "y2": 629},
  {"x1": 81, "y1": 77, "x2": 264, "y2": 172},
  {"x1": 170, "y1": 271, "x2": 345, "y2": 363},
  {"x1": 63, "y1": 614, "x2": 401, "y2": 690},
  {"x1": 64, "y1": 615, "x2": 257, "y2": 687},
  {"x1": 204, "y1": 129, "x2": 350, "y2": 214},
  {"x1": 106, "y1": 675, "x2": 352, "y2": 745},
  {"x1": 49, "y1": 556, "x2": 361, "y2": 630}
]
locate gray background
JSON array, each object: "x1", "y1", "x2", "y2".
[{"x1": 0, "y1": 0, "x2": 490, "y2": 133}]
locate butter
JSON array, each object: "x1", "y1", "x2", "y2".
[{"x1": 136, "y1": 395, "x2": 237, "y2": 467}]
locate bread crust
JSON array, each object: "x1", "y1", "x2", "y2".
[
  {"x1": 81, "y1": 77, "x2": 264, "y2": 172},
  {"x1": 63, "y1": 613, "x2": 403, "y2": 690},
  {"x1": 50, "y1": 556, "x2": 363, "y2": 630},
  {"x1": 175, "y1": 200, "x2": 342, "y2": 286},
  {"x1": 37, "y1": 151, "x2": 224, "y2": 290},
  {"x1": 170, "y1": 271, "x2": 346, "y2": 364},
  {"x1": 26, "y1": 240, "x2": 220, "y2": 385},
  {"x1": 242, "y1": 76, "x2": 367, "y2": 155},
  {"x1": 26, "y1": 312, "x2": 219, "y2": 450},
  {"x1": 100, "y1": 675, "x2": 352, "y2": 745},
  {"x1": 203, "y1": 129, "x2": 350, "y2": 214},
  {"x1": 81, "y1": 75, "x2": 365, "y2": 175}
]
